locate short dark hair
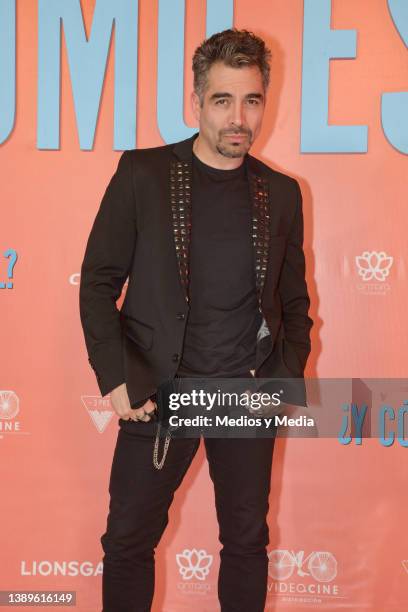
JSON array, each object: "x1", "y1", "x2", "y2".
[{"x1": 192, "y1": 28, "x2": 271, "y2": 102}]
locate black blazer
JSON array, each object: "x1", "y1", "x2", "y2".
[{"x1": 79, "y1": 133, "x2": 313, "y2": 407}]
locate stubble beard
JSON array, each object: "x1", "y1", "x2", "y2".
[{"x1": 216, "y1": 128, "x2": 253, "y2": 159}]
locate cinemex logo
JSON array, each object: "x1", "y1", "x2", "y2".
[
  {"x1": 267, "y1": 549, "x2": 341, "y2": 603},
  {"x1": 0, "y1": 390, "x2": 24, "y2": 437},
  {"x1": 355, "y1": 250, "x2": 393, "y2": 295},
  {"x1": 176, "y1": 548, "x2": 213, "y2": 596},
  {"x1": 81, "y1": 395, "x2": 114, "y2": 433}
]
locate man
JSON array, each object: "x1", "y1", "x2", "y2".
[{"x1": 79, "y1": 28, "x2": 312, "y2": 612}]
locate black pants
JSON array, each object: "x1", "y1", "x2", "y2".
[{"x1": 101, "y1": 417, "x2": 276, "y2": 612}]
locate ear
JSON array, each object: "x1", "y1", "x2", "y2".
[{"x1": 191, "y1": 91, "x2": 201, "y2": 123}]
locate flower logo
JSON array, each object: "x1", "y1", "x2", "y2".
[
  {"x1": 176, "y1": 548, "x2": 213, "y2": 580},
  {"x1": 355, "y1": 251, "x2": 393, "y2": 281}
]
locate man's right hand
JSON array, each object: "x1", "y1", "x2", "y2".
[{"x1": 110, "y1": 383, "x2": 157, "y2": 422}]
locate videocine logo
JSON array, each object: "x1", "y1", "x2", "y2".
[
  {"x1": 268, "y1": 549, "x2": 337, "y2": 583},
  {"x1": 0, "y1": 390, "x2": 19, "y2": 419},
  {"x1": 267, "y1": 548, "x2": 342, "y2": 603},
  {"x1": 0, "y1": 390, "x2": 25, "y2": 437}
]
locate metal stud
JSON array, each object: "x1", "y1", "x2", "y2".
[
  {"x1": 250, "y1": 174, "x2": 270, "y2": 301},
  {"x1": 169, "y1": 160, "x2": 192, "y2": 303}
]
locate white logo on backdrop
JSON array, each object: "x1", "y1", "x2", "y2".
[
  {"x1": 0, "y1": 390, "x2": 19, "y2": 419},
  {"x1": 176, "y1": 549, "x2": 213, "y2": 581},
  {"x1": 355, "y1": 251, "x2": 393, "y2": 282},
  {"x1": 21, "y1": 560, "x2": 103, "y2": 577},
  {"x1": 81, "y1": 395, "x2": 114, "y2": 433},
  {"x1": 268, "y1": 550, "x2": 337, "y2": 583},
  {"x1": 70, "y1": 272, "x2": 128, "y2": 288},
  {"x1": 0, "y1": 390, "x2": 26, "y2": 438}
]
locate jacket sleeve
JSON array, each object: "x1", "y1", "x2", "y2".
[
  {"x1": 79, "y1": 150, "x2": 137, "y2": 396},
  {"x1": 278, "y1": 178, "x2": 313, "y2": 375}
]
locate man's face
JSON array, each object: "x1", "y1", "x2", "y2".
[{"x1": 192, "y1": 62, "x2": 265, "y2": 159}]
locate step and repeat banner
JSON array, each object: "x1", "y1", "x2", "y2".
[{"x1": 1, "y1": 0, "x2": 407, "y2": 610}]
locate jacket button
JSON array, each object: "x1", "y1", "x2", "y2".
[
  {"x1": 176, "y1": 313, "x2": 185, "y2": 320},
  {"x1": 172, "y1": 353, "x2": 180, "y2": 362}
]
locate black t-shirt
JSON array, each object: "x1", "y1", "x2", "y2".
[{"x1": 176, "y1": 152, "x2": 262, "y2": 378}]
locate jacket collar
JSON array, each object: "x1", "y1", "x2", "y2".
[
  {"x1": 172, "y1": 131, "x2": 269, "y2": 179},
  {"x1": 172, "y1": 132, "x2": 198, "y2": 161},
  {"x1": 170, "y1": 132, "x2": 271, "y2": 306}
]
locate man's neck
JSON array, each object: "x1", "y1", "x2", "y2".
[{"x1": 193, "y1": 134, "x2": 245, "y2": 171}]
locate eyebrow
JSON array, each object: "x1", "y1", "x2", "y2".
[{"x1": 210, "y1": 92, "x2": 264, "y2": 101}]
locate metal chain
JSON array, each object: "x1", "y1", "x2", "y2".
[{"x1": 153, "y1": 421, "x2": 172, "y2": 470}]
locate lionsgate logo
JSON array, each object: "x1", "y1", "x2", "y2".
[
  {"x1": 175, "y1": 548, "x2": 213, "y2": 596},
  {"x1": 81, "y1": 395, "x2": 114, "y2": 433},
  {"x1": 21, "y1": 560, "x2": 103, "y2": 577},
  {"x1": 267, "y1": 549, "x2": 341, "y2": 604},
  {"x1": 354, "y1": 250, "x2": 393, "y2": 295}
]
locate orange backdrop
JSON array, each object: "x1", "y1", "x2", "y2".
[{"x1": 1, "y1": 1, "x2": 407, "y2": 610}]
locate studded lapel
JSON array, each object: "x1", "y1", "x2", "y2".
[
  {"x1": 169, "y1": 159, "x2": 192, "y2": 303},
  {"x1": 247, "y1": 169, "x2": 271, "y2": 303},
  {"x1": 170, "y1": 134, "x2": 271, "y2": 306}
]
